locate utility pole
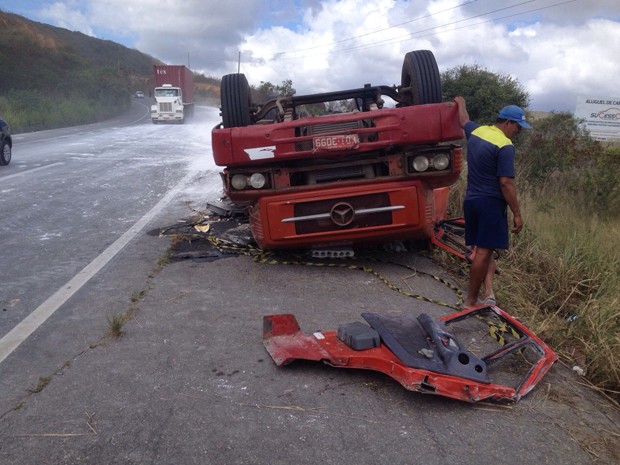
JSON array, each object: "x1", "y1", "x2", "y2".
[{"x1": 237, "y1": 51, "x2": 241, "y2": 73}]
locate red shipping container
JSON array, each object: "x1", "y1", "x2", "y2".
[{"x1": 153, "y1": 65, "x2": 194, "y2": 103}]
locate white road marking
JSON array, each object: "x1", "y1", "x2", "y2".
[
  {"x1": 0, "y1": 163, "x2": 65, "y2": 181},
  {"x1": 0, "y1": 170, "x2": 196, "y2": 365}
]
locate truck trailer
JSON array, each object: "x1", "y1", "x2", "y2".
[{"x1": 151, "y1": 65, "x2": 195, "y2": 124}]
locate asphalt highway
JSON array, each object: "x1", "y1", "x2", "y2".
[{"x1": 0, "y1": 101, "x2": 618, "y2": 464}]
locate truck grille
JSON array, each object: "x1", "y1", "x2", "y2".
[
  {"x1": 309, "y1": 165, "x2": 371, "y2": 184},
  {"x1": 159, "y1": 102, "x2": 173, "y2": 112},
  {"x1": 294, "y1": 119, "x2": 375, "y2": 152},
  {"x1": 306, "y1": 120, "x2": 362, "y2": 135},
  {"x1": 293, "y1": 193, "x2": 392, "y2": 235}
]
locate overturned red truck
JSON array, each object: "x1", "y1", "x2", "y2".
[{"x1": 211, "y1": 50, "x2": 464, "y2": 251}]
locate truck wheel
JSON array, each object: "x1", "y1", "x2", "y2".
[
  {"x1": 400, "y1": 50, "x2": 442, "y2": 105},
  {"x1": 221, "y1": 73, "x2": 252, "y2": 128},
  {"x1": 0, "y1": 140, "x2": 11, "y2": 166}
]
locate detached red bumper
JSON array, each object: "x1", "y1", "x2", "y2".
[{"x1": 263, "y1": 306, "x2": 558, "y2": 403}]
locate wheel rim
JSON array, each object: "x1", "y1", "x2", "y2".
[{"x1": 1, "y1": 144, "x2": 10, "y2": 164}]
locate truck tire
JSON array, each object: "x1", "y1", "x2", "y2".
[
  {"x1": 400, "y1": 50, "x2": 442, "y2": 106},
  {"x1": 221, "y1": 73, "x2": 252, "y2": 128},
  {"x1": 0, "y1": 140, "x2": 11, "y2": 166}
]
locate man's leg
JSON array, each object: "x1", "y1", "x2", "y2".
[
  {"x1": 482, "y1": 257, "x2": 496, "y2": 301},
  {"x1": 464, "y1": 247, "x2": 494, "y2": 307}
]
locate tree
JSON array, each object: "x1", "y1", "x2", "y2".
[
  {"x1": 516, "y1": 112, "x2": 620, "y2": 214},
  {"x1": 253, "y1": 80, "x2": 296, "y2": 102},
  {"x1": 441, "y1": 64, "x2": 529, "y2": 123}
]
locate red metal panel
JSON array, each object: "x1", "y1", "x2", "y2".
[
  {"x1": 250, "y1": 181, "x2": 426, "y2": 249},
  {"x1": 211, "y1": 102, "x2": 463, "y2": 167},
  {"x1": 263, "y1": 310, "x2": 558, "y2": 403}
]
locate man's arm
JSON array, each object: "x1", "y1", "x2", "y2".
[
  {"x1": 453, "y1": 96, "x2": 470, "y2": 128},
  {"x1": 499, "y1": 176, "x2": 523, "y2": 233}
]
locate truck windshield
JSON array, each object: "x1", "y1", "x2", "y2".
[{"x1": 155, "y1": 88, "x2": 179, "y2": 97}]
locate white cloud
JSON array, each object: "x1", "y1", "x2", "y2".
[
  {"x1": 11, "y1": 0, "x2": 620, "y2": 111},
  {"x1": 38, "y1": 1, "x2": 94, "y2": 36}
]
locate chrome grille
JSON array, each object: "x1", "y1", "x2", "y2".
[
  {"x1": 293, "y1": 193, "x2": 392, "y2": 234},
  {"x1": 306, "y1": 120, "x2": 362, "y2": 135}
]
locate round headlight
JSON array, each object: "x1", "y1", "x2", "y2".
[
  {"x1": 412, "y1": 156, "x2": 429, "y2": 172},
  {"x1": 249, "y1": 173, "x2": 266, "y2": 189},
  {"x1": 231, "y1": 174, "x2": 247, "y2": 190},
  {"x1": 433, "y1": 153, "x2": 450, "y2": 170}
]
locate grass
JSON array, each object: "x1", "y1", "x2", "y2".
[
  {"x1": 442, "y1": 118, "x2": 620, "y2": 402},
  {"x1": 499, "y1": 197, "x2": 620, "y2": 400},
  {"x1": 29, "y1": 376, "x2": 52, "y2": 394},
  {"x1": 106, "y1": 314, "x2": 127, "y2": 339},
  {"x1": 0, "y1": 91, "x2": 130, "y2": 133},
  {"x1": 443, "y1": 184, "x2": 620, "y2": 402},
  {"x1": 106, "y1": 299, "x2": 143, "y2": 339},
  {"x1": 104, "y1": 250, "x2": 168, "y2": 338}
]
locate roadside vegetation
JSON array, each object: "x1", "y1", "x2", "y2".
[
  {"x1": 0, "y1": 10, "x2": 219, "y2": 133},
  {"x1": 442, "y1": 65, "x2": 620, "y2": 403},
  {"x1": 0, "y1": 10, "x2": 157, "y2": 133}
]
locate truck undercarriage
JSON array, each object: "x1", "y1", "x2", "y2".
[{"x1": 212, "y1": 50, "x2": 464, "y2": 251}]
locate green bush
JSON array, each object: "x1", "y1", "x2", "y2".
[
  {"x1": 517, "y1": 113, "x2": 620, "y2": 216},
  {"x1": 442, "y1": 64, "x2": 529, "y2": 123},
  {"x1": 0, "y1": 67, "x2": 131, "y2": 133}
]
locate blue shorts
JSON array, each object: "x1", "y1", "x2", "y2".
[{"x1": 463, "y1": 197, "x2": 509, "y2": 249}]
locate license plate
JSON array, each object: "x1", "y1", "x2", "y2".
[{"x1": 313, "y1": 134, "x2": 360, "y2": 151}]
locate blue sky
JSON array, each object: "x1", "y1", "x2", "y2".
[{"x1": 2, "y1": 0, "x2": 619, "y2": 112}]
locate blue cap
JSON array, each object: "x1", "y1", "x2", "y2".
[{"x1": 498, "y1": 105, "x2": 532, "y2": 129}]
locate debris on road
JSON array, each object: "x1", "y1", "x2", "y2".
[{"x1": 263, "y1": 304, "x2": 558, "y2": 403}]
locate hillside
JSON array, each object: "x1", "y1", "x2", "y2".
[
  {"x1": 0, "y1": 10, "x2": 223, "y2": 131},
  {"x1": 0, "y1": 10, "x2": 160, "y2": 95}
]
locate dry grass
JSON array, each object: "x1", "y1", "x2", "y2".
[
  {"x1": 444, "y1": 167, "x2": 620, "y2": 401},
  {"x1": 490, "y1": 198, "x2": 620, "y2": 400}
]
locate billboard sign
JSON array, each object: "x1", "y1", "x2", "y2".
[{"x1": 575, "y1": 97, "x2": 620, "y2": 141}]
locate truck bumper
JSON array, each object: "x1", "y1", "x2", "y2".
[
  {"x1": 249, "y1": 181, "x2": 451, "y2": 250},
  {"x1": 152, "y1": 114, "x2": 184, "y2": 123},
  {"x1": 262, "y1": 306, "x2": 558, "y2": 403}
]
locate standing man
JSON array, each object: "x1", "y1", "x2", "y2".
[{"x1": 453, "y1": 97, "x2": 529, "y2": 308}]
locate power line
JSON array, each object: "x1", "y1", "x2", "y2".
[
  {"x1": 268, "y1": 0, "x2": 576, "y2": 61},
  {"x1": 276, "y1": 0, "x2": 479, "y2": 55}
]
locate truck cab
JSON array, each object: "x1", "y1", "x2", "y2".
[
  {"x1": 151, "y1": 65, "x2": 195, "y2": 124},
  {"x1": 211, "y1": 50, "x2": 464, "y2": 251},
  {"x1": 151, "y1": 84, "x2": 185, "y2": 123}
]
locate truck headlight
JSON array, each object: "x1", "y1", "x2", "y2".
[
  {"x1": 412, "y1": 156, "x2": 429, "y2": 172},
  {"x1": 433, "y1": 153, "x2": 450, "y2": 170},
  {"x1": 230, "y1": 172, "x2": 269, "y2": 190},
  {"x1": 231, "y1": 174, "x2": 248, "y2": 190},
  {"x1": 249, "y1": 173, "x2": 266, "y2": 189}
]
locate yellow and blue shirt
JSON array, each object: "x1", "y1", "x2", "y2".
[{"x1": 464, "y1": 121, "x2": 515, "y2": 201}]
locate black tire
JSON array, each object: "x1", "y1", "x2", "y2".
[
  {"x1": 221, "y1": 73, "x2": 252, "y2": 128},
  {"x1": 0, "y1": 140, "x2": 11, "y2": 166},
  {"x1": 400, "y1": 50, "x2": 442, "y2": 106}
]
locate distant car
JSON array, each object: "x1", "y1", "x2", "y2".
[
  {"x1": 0, "y1": 116, "x2": 11, "y2": 166},
  {"x1": 135, "y1": 91, "x2": 145, "y2": 98}
]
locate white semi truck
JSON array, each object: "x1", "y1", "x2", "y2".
[{"x1": 151, "y1": 65, "x2": 194, "y2": 124}]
